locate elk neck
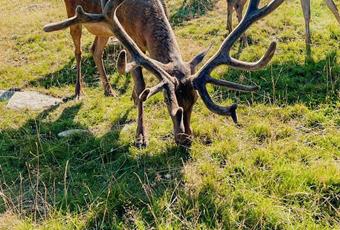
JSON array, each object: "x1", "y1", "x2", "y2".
[{"x1": 117, "y1": 0, "x2": 190, "y2": 81}]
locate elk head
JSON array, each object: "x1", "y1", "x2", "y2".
[{"x1": 44, "y1": 0, "x2": 284, "y2": 146}]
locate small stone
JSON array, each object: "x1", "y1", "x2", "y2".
[
  {"x1": 58, "y1": 129, "x2": 90, "y2": 138},
  {"x1": 6, "y1": 91, "x2": 61, "y2": 110},
  {"x1": 164, "y1": 174, "x2": 171, "y2": 179},
  {"x1": 0, "y1": 90, "x2": 15, "y2": 101}
]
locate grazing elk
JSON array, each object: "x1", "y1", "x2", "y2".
[
  {"x1": 44, "y1": 0, "x2": 284, "y2": 147},
  {"x1": 226, "y1": 0, "x2": 340, "y2": 50}
]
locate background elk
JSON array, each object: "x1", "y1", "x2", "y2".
[
  {"x1": 61, "y1": 0, "x2": 115, "y2": 98},
  {"x1": 226, "y1": 0, "x2": 340, "y2": 50},
  {"x1": 44, "y1": 0, "x2": 284, "y2": 147},
  {"x1": 226, "y1": 0, "x2": 248, "y2": 44},
  {"x1": 301, "y1": 0, "x2": 340, "y2": 48}
]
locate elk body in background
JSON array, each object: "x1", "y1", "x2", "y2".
[
  {"x1": 60, "y1": 0, "x2": 168, "y2": 98},
  {"x1": 226, "y1": 0, "x2": 248, "y2": 44},
  {"x1": 226, "y1": 0, "x2": 340, "y2": 50},
  {"x1": 44, "y1": 0, "x2": 284, "y2": 147},
  {"x1": 301, "y1": 0, "x2": 340, "y2": 48},
  {"x1": 61, "y1": 0, "x2": 115, "y2": 98}
]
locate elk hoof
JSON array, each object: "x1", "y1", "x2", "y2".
[
  {"x1": 175, "y1": 133, "x2": 192, "y2": 148},
  {"x1": 135, "y1": 137, "x2": 148, "y2": 149},
  {"x1": 75, "y1": 91, "x2": 85, "y2": 100},
  {"x1": 230, "y1": 104, "x2": 238, "y2": 124},
  {"x1": 104, "y1": 89, "x2": 117, "y2": 97}
]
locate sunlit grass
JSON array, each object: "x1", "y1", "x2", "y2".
[{"x1": 0, "y1": 0, "x2": 339, "y2": 228}]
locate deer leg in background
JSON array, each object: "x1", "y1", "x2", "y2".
[
  {"x1": 300, "y1": 0, "x2": 311, "y2": 50},
  {"x1": 91, "y1": 36, "x2": 116, "y2": 97},
  {"x1": 131, "y1": 66, "x2": 147, "y2": 148},
  {"x1": 325, "y1": 0, "x2": 340, "y2": 24},
  {"x1": 227, "y1": 0, "x2": 234, "y2": 32},
  {"x1": 235, "y1": 2, "x2": 247, "y2": 46},
  {"x1": 70, "y1": 25, "x2": 84, "y2": 98}
]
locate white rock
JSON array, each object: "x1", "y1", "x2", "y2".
[
  {"x1": 6, "y1": 91, "x2": 62, "y2": 110},
  {"x1": 58, "y1": 129, "x2": 90, "y2": 138}
]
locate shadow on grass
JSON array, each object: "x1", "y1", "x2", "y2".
[
  {"x1": 0, "y1": 102, "x2": 191, "y2": 228},
  {"x1": 213, "y1": 51, "x2": 339, "y2": 107},
  {"x1": 28, "y1": 42, "x2": 130, "y2": 96}
]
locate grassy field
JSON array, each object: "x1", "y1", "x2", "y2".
[{"x1": 0, "y1": 0, "x2": 339, "y2": 229}]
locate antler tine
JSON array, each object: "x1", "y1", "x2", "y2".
[
  {"x1": 192, "y1": 0, "x2": 284, "y2": 121},
  {"x1": 139, "y1": 81, "x2": 167, "y2": 102},
  {"x1": 43, "y1": 6, "x2": 106, "y2": 32}
]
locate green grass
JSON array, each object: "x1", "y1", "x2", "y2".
[{"x1": 0, "y1": 0, "x2": 339, "y2": 229}]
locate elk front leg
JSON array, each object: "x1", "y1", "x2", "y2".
[
  {"x1": 325, "y1": 0, "x2": 340, "y2": 24},
  {"x1": 182, "y1": 106, "x2": 194, "y2": 146},
  {"x1": 131, "y1": 66, "x2": 147, "y2": 148},
  {"x1": 91, "y1": 36, "x2": 116, "y2": 97},
  {"x1": 300, "y1": 0, "x2": 311, "y2": 48},
  {"x1": 70, "y1": 25, "x2": 84, "y2": 98},
  {"x1": 227, "y1": 0, "x2": 233, "y2": 32}
]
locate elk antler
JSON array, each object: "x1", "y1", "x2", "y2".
[
  {"x1": 192, "y1": 0, "x2": 284, "y2": 122},
  {"x1": 43, "y1": 5, "x2": 106, "y2": 32}
]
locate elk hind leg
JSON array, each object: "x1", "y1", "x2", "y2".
[
  {"x1": 91, "y1": 36, "x2": 116, "y2": 97},
  {"x1": 70, "y1": 25, "x2": 84, "y2": 99}
]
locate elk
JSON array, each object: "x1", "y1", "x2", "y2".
[
  {"x1": 226, "y1": 0, "x2": 340, "y2": 49},
  {"x1": 44, "y1": 0, "x2": 284, "y2": 147}
]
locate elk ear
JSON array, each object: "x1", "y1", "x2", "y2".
[
  {"x1": 117, "y1": 50, "x2": 138, "y2": 74},
  {"x1": 117, "y1": 50, "x2": 127, "y2": 75},
  {"x1": 189, "y1": 44, "x2": 212, "y2": 73}
]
